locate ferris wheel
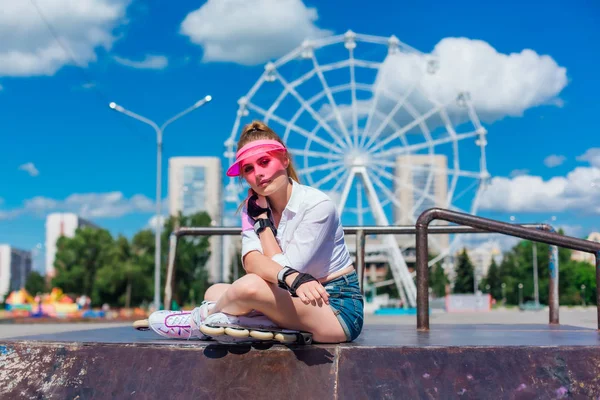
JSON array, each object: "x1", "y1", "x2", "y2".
[{"x1": 224, "y1": 30, "x2": 489, "y2": 308}]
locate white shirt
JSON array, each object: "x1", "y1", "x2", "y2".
[{"x1": 241, "y1": 179, "x2": 353, "y2": 279}]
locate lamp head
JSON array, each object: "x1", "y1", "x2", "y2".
[{"x1": 109, "y1": 102, "x2": 124, "y2": 112}]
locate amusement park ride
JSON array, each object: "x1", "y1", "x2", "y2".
[{"x1": 223, "y1": 31, "x2": 490, "y2": 308}]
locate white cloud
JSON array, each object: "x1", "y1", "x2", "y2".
[
  {"x1": 577, "y1": 148, "x2": 600, "y2": 168},
  {"x1": 0, "y1": 191, "x2": 156, "y2": 220},
  {"x1": 544, "y1": 154, "x2": 566, "y2": 168},
  {"x1": 0, "y1": 0, "x2": 130, "y2": 77},
  {"x1": 113, "y1": 54, "x2": 168, "y2": 69},
  {"x1": 180, "y1": 0, "x2": 331, "y2": 65},
  {"x1": 478, "y1": 167, "x2": 600, "y2": 214},
  {"x1": 374, "y1": 37, "x2": 567, "y2": 125},
  {"x1": 509, "y1": 169, "x2": 529, "y2": 178},
  {"x1": 18, "y1": 162, "x2": 39, "y2": 177},
  {"x1": 146, "y1": 215, "x2": 166, "y2": 230}
]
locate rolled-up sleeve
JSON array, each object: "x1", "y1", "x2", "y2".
[
  {"x1": 241, "y1": 229, "x2": 263, "y2": 268},
  {"x1": 271, "y1": 199, "x2": 338, "y2": 274}
]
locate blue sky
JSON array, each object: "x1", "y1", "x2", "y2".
[{"x1": 1, "y1": 0, "x2": 599, "y2": 270}]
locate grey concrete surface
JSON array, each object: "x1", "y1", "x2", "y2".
[{"x1": 0, "y1": 307, "x2": 596, "y2": 340}]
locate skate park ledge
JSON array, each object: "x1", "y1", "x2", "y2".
[{"x1": 2, "y1": 324, "x2": 600, "y2": 399}]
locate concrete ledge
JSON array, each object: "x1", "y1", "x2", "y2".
[{"x1": 2, "y1": 324, "x2": 600, "y2": 399}]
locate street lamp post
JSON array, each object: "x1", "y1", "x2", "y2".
[
  {"x1": 510, "y1": 215, "x2": 556, "y2": 309},
  {"x1": 109, "y1": 96, "x2": 212, "y2": 309},
  {"x1": 518, "y1": 282, "x2": 523, "y2": 306}
]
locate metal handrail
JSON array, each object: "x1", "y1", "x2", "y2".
[
  {"x1": 415, "y1": 208, "x2": 600, "y2": 331},
  {"x1": 164, "y1": 222, "x2": 562, "y2": 325}
]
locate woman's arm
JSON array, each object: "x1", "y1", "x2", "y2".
[{"x1": 242, "y1": 199, "x2": 337, "y2": 304}]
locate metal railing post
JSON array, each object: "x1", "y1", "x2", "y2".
[
  {"x1": 356, "y1": 229, "x2": 366, "y2": 294},
  {"x1": 415, "y1": 219, "x2": 430, "y2": 331},
  {"x1": 596, "y1": 252, "x2": 600, "y2": 330},
  {"x1": 548, "y1": 243, "x2": 559, "y2": 325}
]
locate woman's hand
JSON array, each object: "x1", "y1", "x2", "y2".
[
  {"x1": 285, "y1": 272, "x2": 330, "y2": 306},
  {"x1": 250, "y1": 189, "x2": 268, "y2": 208},
  {"x1": 246, "y1": 189, "x2": 269, "y2": 220}
]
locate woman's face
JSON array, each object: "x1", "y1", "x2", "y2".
[{"x1": 240, "y1": 149, "x2": 289, "y2": 196}]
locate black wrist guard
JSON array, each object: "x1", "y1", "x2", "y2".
[
  {"x1": 277, "y1": 266, "x2": 318, "y2": 297},
  {"x1": 254, "y1": 218, "x2": 277, "y2": 236},
  {"x1": 247, "y1": 193, "x2": 272, "y2": 220}
]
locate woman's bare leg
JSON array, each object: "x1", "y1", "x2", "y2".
[
  {"x1": 209, "y1": 273, "x2": 346, "y2": 343},
  {"x1": 203, "y1": 283, "x2": 231, "y2": 302}
]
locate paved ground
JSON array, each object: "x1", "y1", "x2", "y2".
[
  {"x1": 0, "y1": 307, "x2": 596, "y2": 340},
  {"x1": 367, "y1": 307, "x2": 599, "y2": 328}
]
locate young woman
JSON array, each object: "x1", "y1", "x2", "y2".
[{"x1": 149, "y1": 121, "x2": 363, "y2": 343}]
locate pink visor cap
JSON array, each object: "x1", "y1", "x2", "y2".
[{"x1": 226, "y1": 139, "x2": 287, "y2": 177}]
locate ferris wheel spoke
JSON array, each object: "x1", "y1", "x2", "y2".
[
  {"x1": 246, "y1": 102, "x2": 343, "y2": 154},
  {"x1": 348, "y1": 48, "x2": 359, "y2": 146},
  {"x1": 403, "y1": 100, "x2": 433, "y2": 143},
  {"x1": 355, "y1": 181, "x2": 364, "y2": 225},
  {"x1": 376, "y1": 130, "x2": 479, "y2": 159},
  {"x1": 359, "y1": 73, "x2": 385, "y2": 149},
  {"x1": 274, "y1": 70, "x2": 350, "y2": 151},
  {"x1": 313, "y1": 165, "x2": 348, "y2": 188},
  {"x1": 364, "y1": 82, "x2": 420, "y2": 150},
  {"x1": 452, "y1": 179, "x2": 481, "y2": 204},
  {"x1": 288, "y1": 148, "x2": 344, "y2": 161},
  {"x1": 309, "y1": 54, "x2": 354, "y2": 148},
  {"x1": 368, "y1": 103, "x2": 444, "y2": 154},
  {"x1": 367, "y1": 168, "x2": 406, "y2": 212},
  {"x1": 298, "y1": 160, "x2": 345, "y2": 175}
]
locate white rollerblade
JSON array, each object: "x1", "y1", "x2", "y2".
[
  {"x1": 133, "y1": 301, "x2": 215, "y2": 340},
  {"x1": 199, "y1": 310, "x2": 313, "y2": 345}
]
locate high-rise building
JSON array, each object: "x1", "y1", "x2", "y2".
[
  {"x1": 0, "y1": 245, "x2": 32, "y2": 300},
  {"x1": 45, "y1": 213, "x2": 98, "y2": 278},
  {"x1": 462, "y1": 243, "x2": 502, "y2": 290},
  {"x1": 394, "y1": 154, "x2": 449, "y2": 251},
  {"x1": 168, "y1": 157, "x2": 223, "y2": 282},
  {"x1": 571, "y1": 232, "x2": 600, "y2": 265}
]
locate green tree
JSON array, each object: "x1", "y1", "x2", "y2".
[
  {"x1": 52, "y1": 227, "x2": 114, "y2": 303},
  {"x1": 95, "y1": 235, "x2": 151, "y2": 308},
  {"x1": 430, "y1": 264, "x2": 449, "y2": 298},
  {"x1": 481, "y1": 257, "x2": 502, "y2": 300},
  {"x1": 558, "y1": 259, "x2": 597, "y2": 305},
  {"x1": 25, "y1": 271, "x2": 47, "y2": 295},
  {"x1": 453, "y1": 248, "x2": 475, "y2": 294}
]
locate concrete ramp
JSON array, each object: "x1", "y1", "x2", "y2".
[{"x1": 2, "y1": 324, "x2": 600, "y2": 399}]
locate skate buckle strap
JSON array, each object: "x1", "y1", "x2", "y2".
[{"x1": 277, "y1": 266, "x2": 318, "y2": 297}]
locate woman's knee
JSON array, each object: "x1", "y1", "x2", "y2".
[
  {"x1": 229, "y1": 273, "x2": 268, "y2": 300},
  {"x1": 204, "y1": 283, "x2": 231, "y2": 301}
]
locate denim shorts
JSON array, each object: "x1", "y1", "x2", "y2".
[{"x1": 323, "y1": 270, "x2": 364, "y2": 342}]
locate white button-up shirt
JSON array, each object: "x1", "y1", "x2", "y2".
[{"x1": 241, "y1": 179, "x2": 353, "y2": 279}]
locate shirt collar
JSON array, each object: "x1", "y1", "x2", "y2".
[{"x1": 285, "y1": 178, "x2": 303, "y2": 213}]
